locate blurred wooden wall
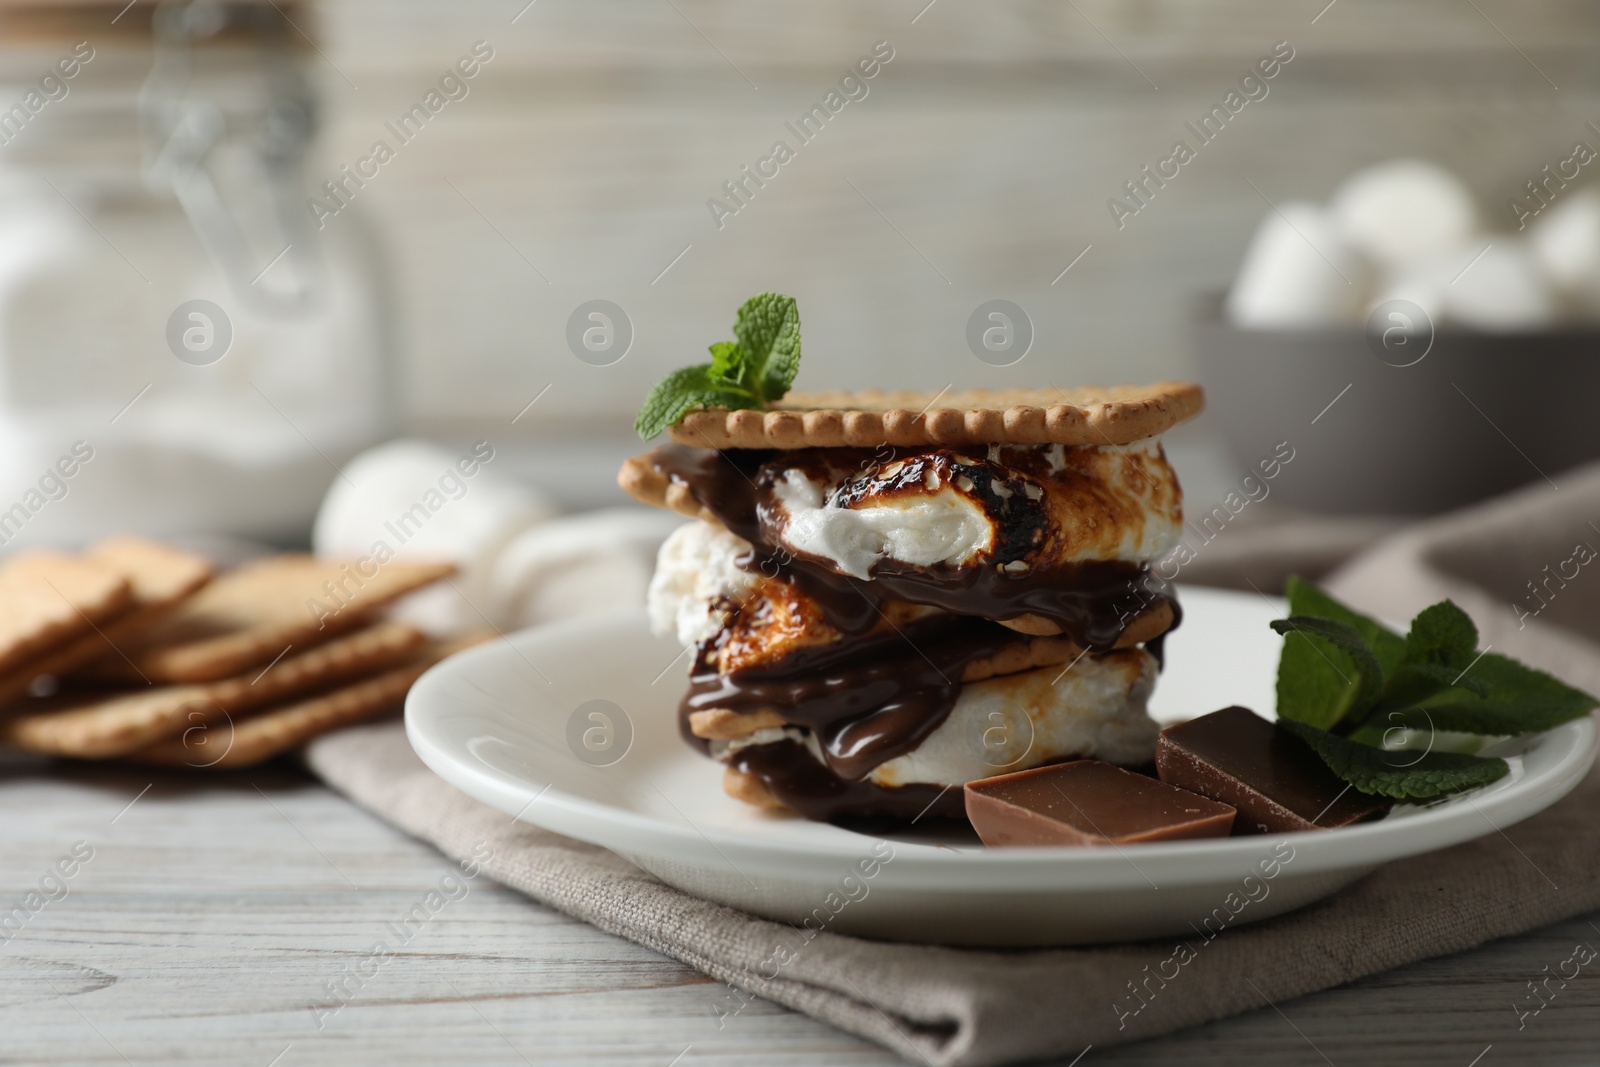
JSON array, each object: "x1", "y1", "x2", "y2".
[{"x1": 312, "y1": 0, "x2": 1600, "y2": 443}]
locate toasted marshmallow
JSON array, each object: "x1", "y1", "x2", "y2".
[
  {"x1": 713, "y1": 649, "x2": 1159, "y2": 790},
  {"x1": 869, "y1": 649, "x2": 1158, "y2": 788},
  {"x1": 647, "y1": 520, "x2": 758, "y2": 646},
  {"x1": 771, "y1": 466, "x2": 994, "y2": 579},
  {"x1": 762, "y1": 440, "x2": 1181, "y2": 581}
]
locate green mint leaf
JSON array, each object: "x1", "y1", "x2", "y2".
[
  {"x1": 1387, "y1": 652, "x2": 1598, "y2": 736},
  {"x1": 1279, "y1": 720, "x2": 1510, "y2": 800},
  {"x1": 1275, "y1": 630, "x2": 1365, "y2": 732},
  {"x1": 1402, "y1": 601, "x2": 1479, "y2": 671},
  {"x1": 633, "y1": 293, "x2": 803, "y2": 439},
  {"x1": 1377, "y1": 661, "x2": 1491, "y2": 706},
  {"x1": 707, "y1": 341, "x2": 752, "y2": 390},
  {"x1": 633, "y1": 365, "x2": 755, "y2": 441},
  {"x1": 1286, "y1": 576, "x2": 1406, "y2": 676},
  {"x1": 1361, "y1": 663, "x2": 1492, "y2": 734},
  {"x1": 1272, "y1": 615, "x2": 1385, "y2": 728},
  {"x1": 731, "y1": 292, "x2": 801, "y2": 401}
]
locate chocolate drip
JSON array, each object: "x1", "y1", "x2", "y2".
[
  {"x1": 647, "y1": 443, "x2": 1176, "y2": 650},
  {"x1": 731, "y1": 740, "x2": 969, "y2": 823},
  {"x1": 682, "y1": 616, "x2": 1027, "y2": 780}
]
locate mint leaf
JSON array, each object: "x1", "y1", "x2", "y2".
[
  {"x1": 732, "y1": 292, "x2": 801, "y2": 400},
  {"x1": 1403, "y1": 601, "x2": 1478, "y2": 671},
  {"x1": 1279, "y1": 720, "x2": 1509, "y2": 800},
  {"x1": 1272, "y1": 615, "x2": 1384, "y2": 729},
  {"x1": 633, "y1": 366, "x2": 752, "y2": 441},
  {"x1": 1383, "y1": 653, "x2": 1598, "y2": 736},
  {"x1": 1385, "y1": 662, "x2": 1492, "y2": 701},
  {"x1": 634, "y1": 293, "x2": 802, "y2": 440},
  {"x1": 707, "y1": 341, "x2": 752, "y2": 390},
  {"x1": 1286, "y1": 576, "x2": 1406, "y2": 676}
]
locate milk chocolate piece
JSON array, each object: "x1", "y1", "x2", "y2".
[
  {"x1": 1157, "y1": 706, "x2": 1391, "y2": 834},
  {"x1": 964, "y1": 760, "x2": 1236, "y2": 847}
]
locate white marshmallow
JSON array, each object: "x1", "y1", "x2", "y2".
[
  {"x1": 1529, "y1": 187, "x2": 1600, "y2": 316},
  {"x1": 868, "y1": 652, "x2": 1159, "y2": 788},
  {"x1": 771, "y1": 467, "x2": 993, "y2": 581},
  {"x1": 767, "y1": 440, "x2": 1181, "y2": 579},
  {"x1": 1226, "y1": 201, "x2": 1369, "y2": 327},
  {"x1": 646, "y1": 520, "x2": 759, "y2": 646},
  {"x1": 312, "y1": 439, "x2": 554, "y2": 632},
  {"x1": 1375, "y1": 240, "x2": 1558, "y2": 331},
  {"x1": 1330, "y1": 159, "x2": 1478, "y2": 269},
  {"x1": 714, "y1": 652, "x2": 1160, "y2": 790}
]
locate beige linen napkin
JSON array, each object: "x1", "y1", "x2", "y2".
[{"x1": 306, "y1": 461, "x2": 1600, "y2": 1067}]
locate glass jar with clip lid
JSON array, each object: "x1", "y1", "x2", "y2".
[{"x1": 0, "y1": 0, "x2": 392, "y2": 546}]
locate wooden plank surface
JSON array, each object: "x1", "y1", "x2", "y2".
[{"x1": 0, "y1": 747, "x2": 1595, "y2": 1066}]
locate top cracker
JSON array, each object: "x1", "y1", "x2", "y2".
[{"x1": 666, "y1": 382, "x2": 1204, "y2": 450}]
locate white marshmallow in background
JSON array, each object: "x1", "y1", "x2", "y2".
[
  {"x1": 1377, "y1": 241, "x2": 1557, "y2": 331},
  {"x1": 1529, "y1": 186, "x2": 1600, "y2": 317},
  {"x1": 1329, "y1": 159, "x2": 1478, "y2": 269},
  {"x1": 313, "y1": 439, "x2": 555, "y2": 633},
  {"x1": 1226, "y1": 201, "x2": 1371, "y2": 327}
]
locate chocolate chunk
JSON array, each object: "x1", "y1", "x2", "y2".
[
  {"x1": 964, "y1": 760, "x2": 1236, "y2": 847},
  {"x1": 1156, "y1": 706, "x2": 1391, "y2": 834}
]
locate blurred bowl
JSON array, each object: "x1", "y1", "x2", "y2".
[{"x1": 1192, "y1": 297, "x2": 1600, "y2": 515}]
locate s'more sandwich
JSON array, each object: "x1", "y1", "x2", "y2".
[{"x1": 620, "y1": 294, "x2": 1202, "y2": 823}]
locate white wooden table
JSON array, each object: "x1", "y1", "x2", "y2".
[{"x1": 2, "y1": 750, "x2": 1596, "y2": 1067}]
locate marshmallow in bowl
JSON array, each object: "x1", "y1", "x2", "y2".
[
  {"x1": 1226, "y1": 201, "x2": 1369, "y2": 328},
  {"x1": 1329, "y1": 158, "x2": 1478, "y2": 269},
  {"x1": 1529, "y1": 187, "x2": 1600, "y2": 315}
]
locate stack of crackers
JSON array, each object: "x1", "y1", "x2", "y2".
[{"x1": 0, "y1": 537, "x2": 475, "y2": 769}]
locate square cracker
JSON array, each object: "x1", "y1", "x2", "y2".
[
  {"x1": 0, "y1": 537, "x2": 214, "y2": 703},
  {"x1": 0, "y1": 621, "x2": 426, "y2": 759},
  {"x1": 668, "y1": 382, "x2": 1205, "y2": 449},
  {"x1": 0, "y1": 551, "x2": 131, "y2": 679},
  {"x1": 130, "y1": 632, "x2": 495, "y2": 769},
  {"x1": 79, "y1": 555, "x2": 455, "y2": 684}
]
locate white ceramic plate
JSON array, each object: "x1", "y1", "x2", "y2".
[{"x1": 405, "y1": 587, "x2": 1596, "y2": 946}]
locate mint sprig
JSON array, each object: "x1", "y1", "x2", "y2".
[
  {"x1": 634, "y1": 292, "x2": 801, "y2": 440},
  {"x1": 1271, "y1": 577, "x2": 1596, "y2": 800}
]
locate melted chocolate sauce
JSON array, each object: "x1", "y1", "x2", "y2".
[
  {"x1": 683, "y1": 615, "x2": 1027, "y2": 781},
  {"x1": 731, "y1": 740, "x2": 969, "y2": 823}
]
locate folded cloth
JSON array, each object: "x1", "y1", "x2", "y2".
[{"x1": 305, "y1": 461, "x2": 1600, "y2": 1067}]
